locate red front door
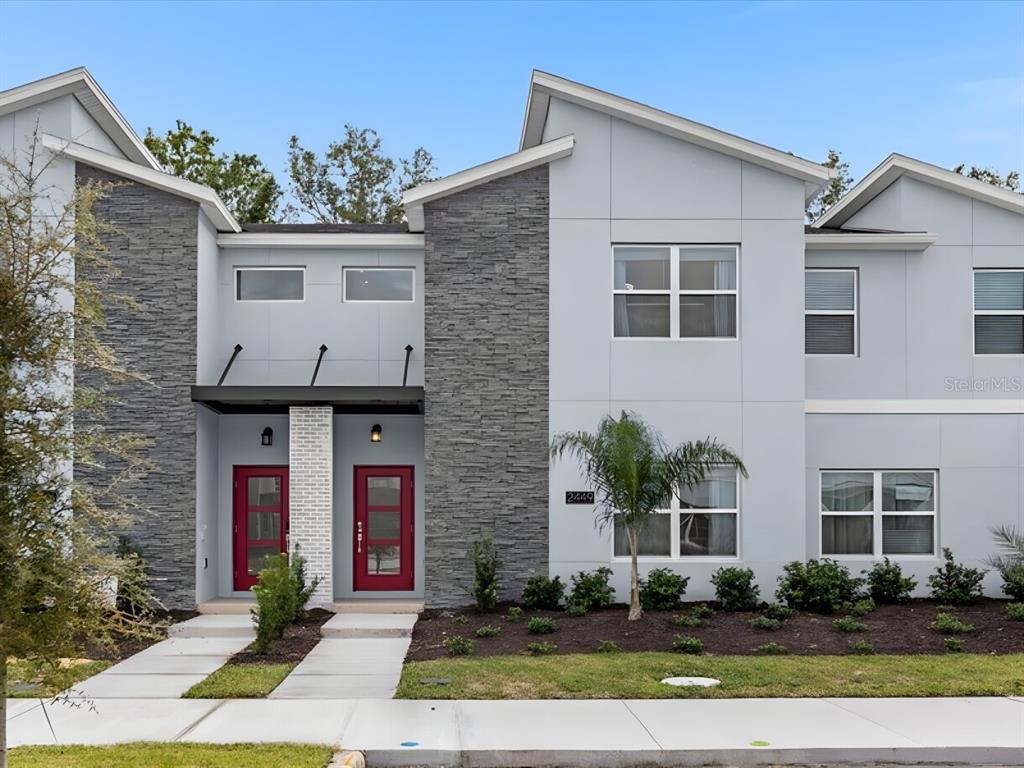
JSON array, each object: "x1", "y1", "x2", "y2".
[
  {"x1": 233, "y1": 465, "x2": 289, "y2": 591},
  {"x1": 353, "y1": 466, "x2": 414, "y2": 591}
]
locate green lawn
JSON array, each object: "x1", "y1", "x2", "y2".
[
  {"x1": 6, "y1": 657, "x2": 112, "y2": 698},
  {"x1": 8, "y1": 743, "x2": 333, "y2": 768},
  {"x1": 397, "y1": 652, "x2": 1024, "y2": 699},
  {"x1": 182, "y1": 662, "x2": 295, "y2": 698}
]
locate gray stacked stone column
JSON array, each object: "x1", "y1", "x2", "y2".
[
  {"x1": 288, "y1": 406, "x2": 334, "y2": 605},
  {"x1": 422, "y1": 165, "x2": 550, "y2": 607},
  {"x1": 74, "y1": 164, "x2": 199, "y2": 609}
]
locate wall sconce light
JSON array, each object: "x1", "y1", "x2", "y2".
[
  {"x1": 261, "y1": 427, "x2": 273, "y2": 447},
  {"x1": 370, "y1": 424, "x2": 383, "y2": 443}
]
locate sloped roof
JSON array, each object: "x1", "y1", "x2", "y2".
[
  {"x1": 814, "y1": 153, "x2": 1024, "y2": 228},
  {"x1": 521, "y1": 70, "x2": 834, "y2": 194},
  {"x1": 0, "y1": 67, "x2": 160, "y2": 170}
]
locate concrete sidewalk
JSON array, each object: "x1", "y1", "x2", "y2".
[{"x1": 7, "y1": 696, "x2": 1023, "y2": 766}]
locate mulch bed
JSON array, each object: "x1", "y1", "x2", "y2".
[
  {"x1": 406, "y1": 600, "x2": 1024, "y2": 661},
  {"x1": 228, "y1": 608, "x2": 333, "y2": 665}
]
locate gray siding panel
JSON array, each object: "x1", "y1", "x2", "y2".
[
  {"x1": 422, "y1": 165, "x2": 550, "y2": 607},
  {"x1": 75, "y1": 164, "x2": 199, "y2": 609}
]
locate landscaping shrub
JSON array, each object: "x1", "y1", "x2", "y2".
[
  {"x1": 528, "y1": 616, "x2": 557, "y2": 634},
  {"x1": 931, "y1": 612, "x2": 975, "y2": 634},
  {"x1": 568, "y1": 567, "x2": 614, "y2": 611},
  {"x1": 711, "y1": 566, "x2": 760, "y2": 611},
  {"x1": 672, "y1": 614, "x2": 702, "y2": 628},
  {"x1": 521, "y1": 574, "x2": 565, "y2": 610},
  {"x1": 851, "y1": 639, "x2": 875, "y2": 655},
  {"x1": 750, "y1": 616, "x2": 781, "y2": 631},
  {"x1": 845, "y1": 598, "x2": 876, "y2": 618},
  {"x1": 115, "y1": 536, "x2": 149, "y2": 616},
  {"x1": 863, "y1": 557, "x2": 916, "y2": 603},
  {"x1": 251, "y1": 550, "x2": 319, "y2": 654},
  {"x1": 762, "y1": 603, "x2": 795, "y2": 621},
  {"x1": 639, "y1": 568, "x2": 689, "y2": 611},
  {"x1": 505, "y1": 606, "x2": 523, "y2": 622},
  {"x1": 776, "y1": 559, "x2": 863, "y2": 614},
  {"x1": 470, "y1": 534, "x2": 500, "y2": 611},
  {"x1": 453, "y1": 614, "x2": 468, "y2": 625},
  {"x1": 671, "y1": 635, "x2": 704, "y2": 654},
  {"x1": 443, "y1": 636, "x2": 475, "y2": 656},
  {"x1": 944, "y1": 637, "x2": 965, "y2": 653},
  {"x1": 690, "y1": 604, "x2": 715, "y2": 620},
  {"x1": 999, "y1": 562, "x2": 1024, "y2": 602},
  {"x1": 755, "y1": 641, "x2": 788, "y2": 655},
  {"x1": 475, "y1": 625, "x2": 500, "y2": 638},
  {"x1": 526, "y1": 641, "x2": 557, "y2": 656},
  {"x1": 597, "y1": 640, "x2": 620, "y2": 653},
  {"x1": 833, "y1": 616, "x2": 868, "y2": 633},
  {"x1": 565, "y1": 603, "x2": 588, "y2": 618},
  {"x1": 1007, "y1": 603, "x2": 1024, "y2": 622},
  {"x1": 928, "y1": 548, "x2": 985, "y2": 605}
]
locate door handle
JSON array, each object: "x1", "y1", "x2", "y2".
[{"x1": 356, "y1": 521, "x2": 363, "y2": 554}]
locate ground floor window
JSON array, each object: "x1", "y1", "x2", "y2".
[
  {"x1": 613, "y1": 467, "x2": 739, "y2": 558},
  {"x1": 820, "y1": 470, "x2": 937, "y2": 557}
]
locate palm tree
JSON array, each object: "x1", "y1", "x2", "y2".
[{"x1": 550, "y1": 411, "x2": 747, "y2": 620}]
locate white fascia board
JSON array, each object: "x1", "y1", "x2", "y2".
[
  {"x1": 521, "y1": 70, "x2": 833, "y2": 190},
  {"x1": 806, "y1": 400, "x2": 1024, "y2": 414},
  {"x1": 42, "y1": 134, "x2": 240, "y2": 232},
  {"x1": 815, "y1": 153, "x2": 1024, "y2": 228},
  {"x1": 0, "y1": 68, "x2": 161, "y2": 170},
  {"x1": 804, "y1": 232, "x2": 937, "y2": 250},
  {"x1": 218, "y1": 233, "x2": 425, "y2": 249},
  {"x1": 402, "y1": 134, "x2": 575, "y2": 232}
]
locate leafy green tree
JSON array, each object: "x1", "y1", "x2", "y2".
[
  {"x1": 144, "y1": 121, "x2": 282, "y2": 223},
  {"x1": 550, "y1": 412, "x2": 746, "y2": 620},
  {"x1": 286, "y1": 125, "x2": 435, "y2": 224},
  {"x1": 0, "y1": 129, "x2": 155, "y2": 766},
  {"x1": 806, "y1": 149, "x2": 853, "y2": 221},
  {"x1": 953, "y1": 164, "x2": 1020, "y2": 192}
]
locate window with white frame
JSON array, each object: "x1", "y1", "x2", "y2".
[
  {"x1": 820, "y1": 470, "x2": 936, "y2": 557},
  {"x1": 613, "y1": 467, "x2": 739, "y2": 558},
  {"x1": 974, "y1": 269, "x2": 1024, "y2": 354},
  {"x1": 613, "y1": 245, "x2": 738, "y2": 338},
  {"x1": 805, "y1": 269, "x2": 857, "y2": 355},
  {"x1": 235, "y1": 267, "x2": 305, "y2": 301},
  {"x1": 343, "y1": 267, "x2": 415, "y2": 302}
]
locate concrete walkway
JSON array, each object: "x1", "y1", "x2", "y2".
[
  {"x1": 7, "y1": 696, "x2": 1023, "y2": 765},
  {"x1": 61, "y1": 615, "x2": 255, "y2": 700},
  {"x1": 270, "y1": 613, "x2": 416, "y2": 699}
]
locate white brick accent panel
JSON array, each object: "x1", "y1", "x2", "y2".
[{"x1": 289, "y1": 406, "x2": 334, "y2": 606}]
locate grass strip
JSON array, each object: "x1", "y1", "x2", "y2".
[
  {"x1": 182, "y1": 662, "x2": 295, "y2": 699},
  {"x1": 397, "y1": 652, "x2": 1024, "y2": 699},
  {"x1": 9, "y1": 743, "x2": 333, "y2": 768}
]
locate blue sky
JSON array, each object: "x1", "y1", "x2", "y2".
[{"x1": 3, "y1": 0, "x2": 1023, "y2": 201}]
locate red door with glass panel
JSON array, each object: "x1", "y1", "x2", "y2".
[
  {"x1": 354, "y1": 466, "x2": 414, "y2": 591},
  {"x1": 233, "y1": 466, "x2": 289, "y2": 591}
]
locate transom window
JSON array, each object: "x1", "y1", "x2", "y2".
[
  {"x1": 805, "y1": 269, "x2": 857, "y2": 355},
  {"x1": 613, "y1": 467, "x2": 739, "y2": 558},
  {"x1": 613, "y1": 245, "x2": 738, "y2": 339},
  {"x1": 343, "y1": 267, "x2": 415, "y2": 303},
  {"x1": 235, "y1": 267, "x2": 305, "y2": 302},
  {"x1": 820, "y1": 470, "x2": 937, "y2": 557},
  {"x1": 974, "y1": 269, "x2": 1024, "y2": 354}
]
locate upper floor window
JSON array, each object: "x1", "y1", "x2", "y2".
[
  {"x1": 974, "y1": 269, "x2": 1023, "y2": 354},
  {"x1": 235, "y1": 267, "x2": 304, "y2": 302},
  {"x1": 820, "y1": 470, "x2": 936, "y2": 557},
  {"x1": 343, "y1": 267, "x2": 415, "y2": 303},
  {"x1": 613, "y1": 466, "x2": 739, "y2": 558},
  {"x1": 805, "y1": 269, "x2": 857, "y2": 355},
  {"x1": 613, "y1": 245, "x2": 738, "y2": 339}
]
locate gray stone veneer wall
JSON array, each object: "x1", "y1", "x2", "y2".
[
  {"x1": 75, "y1": 164, "x2": 199, "y2": 609},
  {"x1": 423, "y1": 165, "x2": 550, "y2": 607}
]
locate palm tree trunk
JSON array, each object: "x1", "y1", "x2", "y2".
[{"x1": 628, "y1": 528, "x2": 643, "y2": 620}]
